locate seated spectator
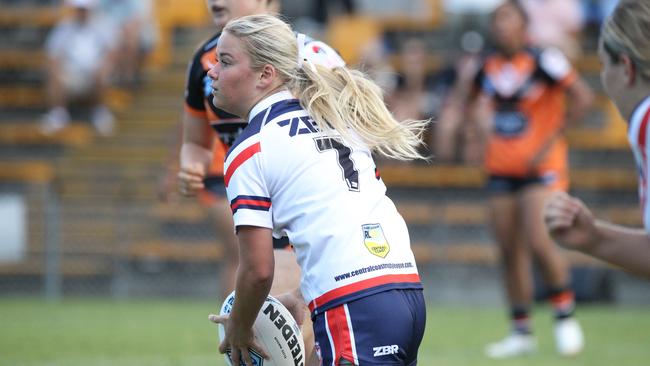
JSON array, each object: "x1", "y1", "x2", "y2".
[
  {"x1": 98, "y1": 0, "x2": 157, "y2": 86},
  {"x1": 357, "y1": 37, "x2": 397, "y2": 96},
  {"x1": 40, "y1": 0, "x2": 117, "y2": 136},
  {"x1": 387, "y1": 37, "x2": 437, "y2": 122}
]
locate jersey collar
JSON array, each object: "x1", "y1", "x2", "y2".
[{"x1": 248, "y1": 90, "x2": 295, "y2": 123}]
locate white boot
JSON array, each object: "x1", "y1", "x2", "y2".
[
  {"x1": 555, "y1": 318, "x2": 584, "y2": 356},
  {"x1": 485, "y1": 333, "x2": 537, "y2": 359}
]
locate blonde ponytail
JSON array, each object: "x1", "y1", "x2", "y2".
[{"x1": 295, "y1": 64, "x2": 429, "y2": 160}]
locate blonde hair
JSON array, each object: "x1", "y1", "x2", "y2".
[
  {"x1": 223, "y1": 14, "x2": 429, "y2": 161},
  {"x1": 602, "y1": 0, "x2": 650, "y2": 79}
]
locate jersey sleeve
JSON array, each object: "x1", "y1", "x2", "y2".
[
  {"x1": 225, "y1": 143, "x2": 273, "y2": 231},
  {"x1": 184, "y1": 51, "x2": 207, "y2": 117},
  {"x1": 538, "y1": 47, "x2": 578, "y2": 88}
]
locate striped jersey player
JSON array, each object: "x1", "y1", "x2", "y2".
[{"x1": 211, "y1": 14, "x2": 428, "y2": 366}]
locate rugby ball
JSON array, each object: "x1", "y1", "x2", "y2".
[{"x1": 218, "y1": 291, "x2": 305, "y2": 366}]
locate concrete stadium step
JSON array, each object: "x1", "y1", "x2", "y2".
[
  {"x1": 0, "y1": 122, "x2": 94, "y2": 147},
  {"x1": 0, "y1": 258, "x2": 112, "y2": 277},
  {"x1": 0, "y1": 160, "x2": 54, "y2": 184},
  {"x1": 379, "y1": 164, "x2": 638, "y2": 191},
  {"x1": 0, "y1": 86, "x2": 132, "y2": 111},
  {"x1": 0, "y1": 6, "x2": 61, "y2": 28},
  {"x1": 0, "y1": 50, "x2": 44, "y2": 71},
  {"x1": 151, "y1": 198, "x2": 644, "y2": 232},
  {"x1": 67, "y1": 145, "x2": 168, "y2": 160}
]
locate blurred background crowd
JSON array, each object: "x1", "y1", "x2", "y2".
[{"x1": 1, "y1": 0, "x2": 648, "y2": 309}]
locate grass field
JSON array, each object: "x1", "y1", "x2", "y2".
[{"x1": 1, "y1": 298, "x2": 649, "y2": 366}]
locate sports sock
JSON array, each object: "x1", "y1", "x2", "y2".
[
  {"x1": 511, "y1": 305, "x2": 532, "y2": 335},
  {"x1": 548, "y1": 287, "x2": 576, "y2": 320}
]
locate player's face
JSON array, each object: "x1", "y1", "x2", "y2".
[
  {"x1": 208, "y1": 32, "x2": 259, "y2": 117},
  {"x1": 206, "y1": 0, "x2": 269, "y2": 30},
  {"x1": 491, "y1": 4, "x2": 527, "y2": 54},
  {"x1": 598, "y1": 37, "x2": 626, "y2": 108}
]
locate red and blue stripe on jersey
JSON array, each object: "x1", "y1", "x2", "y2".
[
  {"x1": 224, "y1": 98, "x2": 304, "y2": 188},
  {"x1": 308, "y1": 273, "x2": 422, "y2": 316},
  {"x1": 230, "y1": 195, "x2": 272, "y2": 214}
]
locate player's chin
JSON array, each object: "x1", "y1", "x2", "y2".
[{"x1": 211, "y1": 93, "x2": 226, "y2": 109}]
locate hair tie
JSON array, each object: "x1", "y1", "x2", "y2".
[{"x1": 296, "y1": 33, "x2": 317, "y2": 73}]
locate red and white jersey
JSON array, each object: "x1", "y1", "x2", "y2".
[
  {"x1": 224, "y1": 91, "x2": 421, "y2": 315},
  {"x1": 627, "y1": 95, "x2": 650, "y2": 233}
]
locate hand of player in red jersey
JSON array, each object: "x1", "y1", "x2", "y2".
[{"x1": 544, "y1": 191, "x2": 598, "y2": 252}]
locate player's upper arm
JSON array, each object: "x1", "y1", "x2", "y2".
[{"x1": 225, "y1": 138, "x2": 273, "y2": 231}]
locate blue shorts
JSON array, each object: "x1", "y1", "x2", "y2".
[{"x1": 313, "y1": 289, "x2": 426, "y2": 365}]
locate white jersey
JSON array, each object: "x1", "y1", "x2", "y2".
[
  {"x1": 627, "y1": 95, "x2": 650, "y2": 233},
  {"x1": 224, "y1": 91, "x2": 421, "y2": 315}
]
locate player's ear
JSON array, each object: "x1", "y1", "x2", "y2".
[
  {"x1": 258, "y1": 64, "x2": 278, "y2": 88},
  {"x1": 621, "y1": 54, "x2": 636, "y2": 86}
]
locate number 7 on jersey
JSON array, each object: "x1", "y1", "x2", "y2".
[{"x1": 314, "y1": 136, "x2": 360, "y2": 192}]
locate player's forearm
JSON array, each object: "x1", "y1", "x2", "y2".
[
  {"x1": 180, "y1": 143, "x2": 212, "y2": 170},
  {"x1": 230, "y1": 263, "x2": 274, "y2": 329},
  {"x1": 589, "y1": 220, "x2": 650, "y2": 278},
  {"x1": 230, "y1": 227, "x2": 275, "y2": 329}
]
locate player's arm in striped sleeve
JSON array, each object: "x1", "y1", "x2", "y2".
[{"x1": 220, "y1": 141, "x2": 275, "y2": 360}]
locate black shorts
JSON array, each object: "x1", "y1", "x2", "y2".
[
  {"x1": 486, "y1": 175, "x2": 547, "y2": 194},
  {"x1": 203, "y1": 176, "x2": 226, "y2": 197}
]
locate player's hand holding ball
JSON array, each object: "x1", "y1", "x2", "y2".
[
  {"x1": 210, "y1": 291, "x2": 305, "y2": 366},
  {"x1": 209, "y1": 312, "x2": 269, "y2": 366}
]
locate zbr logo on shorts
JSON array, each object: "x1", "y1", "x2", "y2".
[
  {"x1": 362, "y1": 223, "x2": 390, "y2": 258},
  {"x1": 373, "y1": 344, "x2": 399, "y2": 357}
]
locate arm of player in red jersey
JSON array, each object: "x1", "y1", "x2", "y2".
[
  {"x1": 544, "y1": 191, "x2": 650, "y2": 278},
  {"x1": 210, "y1": 225, "x2": 274, "y2": 365}
]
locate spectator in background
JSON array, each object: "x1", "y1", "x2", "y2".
[
  {"x1": 40, "y1": 0, "x2": 117, "y2": 136},
  {"x1": 455, "y1": 0, "x2": 594, "y2": 359},
  {"x1": 98, "y1": 0, "x2": 157, "y2": 86},
  {"x1": 442, "y1": 0, "x2": 501, "y2": 48},
  {"x1": 545, "y1": 0, "x2": 650, "y2": 279},
  {"x1": 356, "y1": 37, "x2": 397, "y2": 95},
  {"x1": 521, "y1": 0, "x2": 586, "y2": 62},
  {"x1": 387, "y1": 37, "x2": 437, "y2": 122},
  {"x1": 433, "y1": 30, "x2": 486, "y2": 164},
  {"x1": 313, "y1": 0, "x2": 356, "y2": 26}
]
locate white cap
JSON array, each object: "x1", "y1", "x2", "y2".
[{"x1": 65, "y1": 0, "x2": 98, "y2": 8}]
